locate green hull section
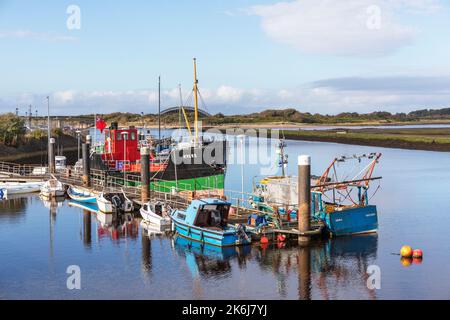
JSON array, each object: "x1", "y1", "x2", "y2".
[{"x1": 151, "y1": 174, "x2": 225, "y2": 193}]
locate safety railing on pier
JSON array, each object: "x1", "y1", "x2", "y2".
[
  {"x1": 56, "y1": 165, "x2": 280, "y2": 218},
  {"x1": 0, "y1": 161, "x2": 46, "y2": 178}
]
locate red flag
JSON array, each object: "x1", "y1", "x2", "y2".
[{"x1": 96, "y1": 117, "x2": 107, "y2": 133}]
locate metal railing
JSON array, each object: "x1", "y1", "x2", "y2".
[{"x1": 0, "y1": 161, "x2": 46, "y2": 177}]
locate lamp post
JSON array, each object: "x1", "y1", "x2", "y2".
[
  {"x1": 238, "y1": 135, "x2": 246, "y2": 208},
  {"x1": 121, "y1": 132, "x2": 129, "y2": 185},
  {"x1": 76, "y1": 130, "x2": 81, "y2": 160},
  {"x1": 47, "y1": 96, "x2": 51, "y2": 143}
]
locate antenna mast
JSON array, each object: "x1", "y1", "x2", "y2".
[
  {"x1": 193, "y1": 58, "x2": 199, "y2": 145},
  {"x1": 158, "y1": 75, "x2": 161, "y2": 141}
]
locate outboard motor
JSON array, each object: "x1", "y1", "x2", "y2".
[{"x1": 111, "y1": 194, "x2": 124, "y2": 211}]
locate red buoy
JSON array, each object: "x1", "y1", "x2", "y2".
[
  {"x1": 277, "y1": 234, "x2": 287, "y2": 242},
  {"x1": 260, "y1": 236, "x2": 269, "y2": 244},
  {"x1": 413, "y1": 249, "x2": 423, "y2": 259}
]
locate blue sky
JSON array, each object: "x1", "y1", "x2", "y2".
[{"x1": 1, "y1": 0, "x2": 450, "y2": 115}]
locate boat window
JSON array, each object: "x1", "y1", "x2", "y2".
[
  {"x1": 131, "y1": 132, "x2": 136, "y2": 141},
  {"x1": 117, "y1": 132, "x2": 122, "y2": 141},
  {"x1": 143, "y1": 204, "x2": 148, "y2": 211},
  {"x1": 194, "y1": 204, "x2": 230, "y2": 228}
]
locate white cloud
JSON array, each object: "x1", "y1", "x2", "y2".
[
  {"x1": 0, "y1": 30, "x2": 78, "y2": 42},
  {"x1": 2, "y1": 76, "x2": 450, "y2": 116},
  {"x1": 249, "y1": 0, "x2": 441, "y2": 56}
]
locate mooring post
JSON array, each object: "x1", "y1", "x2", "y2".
[
  {"x1": 298, "y1": 155, "x2": 311, "y2": 244},
  {"x1": 48, "y1": 138, "x2": 56, "y2": 174},
  {"x1": 82, "y1": 135, "x2": 91, "y2": 188},
  {"x1": 141, "y1": 147, "x2": 150, "y2": 203}
]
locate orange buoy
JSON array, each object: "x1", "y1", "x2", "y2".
[
  {"x1": 400, "y1": 257, "x2": 413, "y2": 267},
  {"x1": 413, "y1": 249, "x2": 423, "y2": 259},
  {"x1": 400, "y1": 245, "x2": 413, "y2": 258},
  {"x1": 260, "y1": 236, "x2": 269, "y2": 244}
]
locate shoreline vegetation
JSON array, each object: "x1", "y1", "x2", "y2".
[
  {"x1": 273, "y1": 128, "x2": 450, "y2": 152},
  {"x1": 0, "y1": 113, "x2": 78, "y2": 164},
  {"x1": 2, "y1": 107, "x2": 450, "y2": 162}
]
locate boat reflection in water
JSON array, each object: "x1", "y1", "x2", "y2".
[
  {"x1": 58, "y1": 197, "x2": 378, "y2": 299},
  {"x1": 254, "y1": 234, "x2": 378, "y2": 300},
  {"x1": 70, "y1": 200, "x2": 140, "y2": 244},
  {"x1": 172, "y1": 235, "x2": 252, "y2": 299}
]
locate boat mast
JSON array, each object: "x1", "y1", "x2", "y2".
[
  {"x1": 178, "y1": 84, "x2": 183, "y2": 131},
  {"x1": 158, "y1": 76, "x2": 161, "y2": 141},
  {"x1": 193, "y1": 58, "x2": 199, "y2": 145}
]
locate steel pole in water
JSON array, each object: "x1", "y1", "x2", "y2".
[
  {"x1": 82, "y1": 135, "x2": 91, "y2": 187},
  {"x1": 48, "y1": 138, "x2": 56, "y2": 173},
  {"x1": 141, "y1": 147, "x2": 150, "y2": 203},
  {"x1": 298, "y1": 155, "x2": 311, "y2": 244}
]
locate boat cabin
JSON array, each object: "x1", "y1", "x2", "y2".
[
  {"x1": 184, "y1": 199, "x2": 231, "y2": 230},
  {"x1": 55, "y1": 156, "x2": 67, "y2": 171},
  {"x1": 102, "y1": 125, "x2": 140, "y2": 163}
]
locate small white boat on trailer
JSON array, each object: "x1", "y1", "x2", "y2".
[
  {"x1": 140, "y1": 201, "x2": 171, "y2": 231},
  {"x1": 97, "y1": 192, "x2": 134, "y2": 214},
  {"x1": 40, "y1": 179, "x2": 66, "y2": 198}
]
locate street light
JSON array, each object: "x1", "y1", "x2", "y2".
[{"x1": 237, "y1": 135, "x2": 246, "y2": 208}]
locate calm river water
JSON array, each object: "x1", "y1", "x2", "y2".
[{"x1": 1, "y1": 134, "x2": 450, "y2": 300}]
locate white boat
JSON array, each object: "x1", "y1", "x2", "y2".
[
  {"x1": 40, "y1": 179, "x2": 66, "y2": 198},
  {"x1": 0, "y1": 181, "x2": 44, "y2": 198},
  {"x1": 140, "y1": 201, "x2": 171, "y2": 231},
  {"x1": 97, "y1": 192, "x2": 134, "y2": 214}
]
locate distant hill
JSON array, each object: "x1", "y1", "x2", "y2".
[{"x1": 16, "y1": 106, "x2": 450, "y2": 127}]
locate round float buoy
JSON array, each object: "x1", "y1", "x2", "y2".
[
  {"x1": 260, "y1": 236, "x2": 269, "y2": 245},
  {"x1": 400, "y1": 245, "x2": 413, "y2": 258},
  {"x1": 413, "y1": 249, "x2": 423, "y2": 259},
  {"x1": 413, "y1": 258, "x2": 423, "y2": 265},
  {"x1": 277, "y1": 234, "x2": 286, "y2": 242}
]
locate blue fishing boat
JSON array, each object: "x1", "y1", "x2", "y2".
[
  {"x1": 67, "y1": 186, "x2": 97, "y2": 204},
  {"x1": 312, "y1": 153, "x2": 382, "y2": 236},
  {"x1": 170, "y1": 198, "x2": 252, "y2": 247},
  {"x1": 312, "y1": 189, "x2": 378, "y2": 236}
]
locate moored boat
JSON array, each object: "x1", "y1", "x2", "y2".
[
  {"x1": 311, "y1": 153, "x2": 382, "y2": 236},
  {"x1": 67, "y1": 186, "x2": 97, "y2": 204},
  {"x1": 139, "y1": 201, "x2": 171, "y2": 231},
  {"x1": 170, "y1": 198, "x2": 251, "y2": 247},
  {"x1": 40, "y1": 179, "x2": 65, "y2": 198},
  {"x1": 97, "y1": 192, "x2": 134, "y2": 213}
]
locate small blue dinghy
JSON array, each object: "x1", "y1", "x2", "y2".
[
  {"x1": 170, "y1": 198, "x2": 252, "y2": 247},
  {"x1": 67, "y1": 186, "x2": 97, "y2": 204}
]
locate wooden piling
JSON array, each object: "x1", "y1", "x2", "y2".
[
  {"x1": 82, "y1": 136, "x2": 91, "y2": 188},
  {"x1": 48, "y1": 138, "x2": 56, "y2": 174},
  {"x1": 140, "y1": 147, "x2": 150, "y2": 203},
  {"x1": 298, "y1": 155, "x2": 311, "y2": 244}
]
